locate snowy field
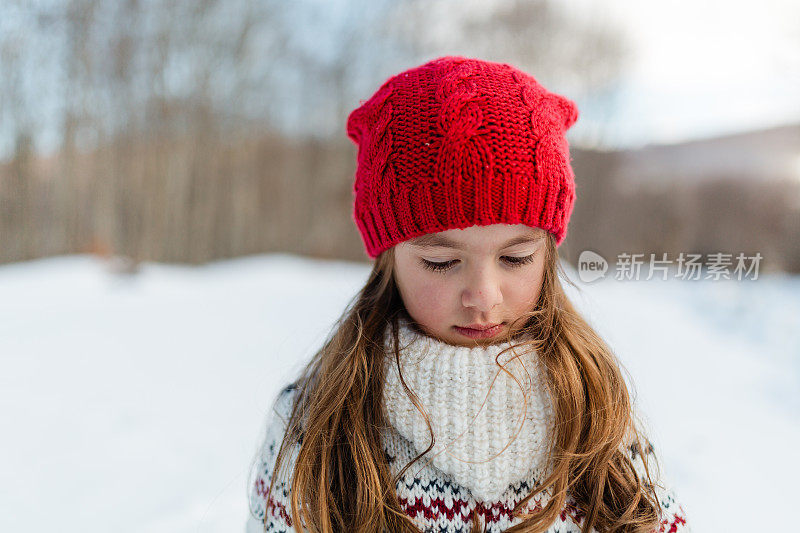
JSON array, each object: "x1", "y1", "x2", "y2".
[{"x1": 1, "y1": 253, "x2": 798, "y2": 533}]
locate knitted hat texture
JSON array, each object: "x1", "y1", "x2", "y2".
[{"x1": 346, "y1": 56, "x2": 580, "y2": 259}]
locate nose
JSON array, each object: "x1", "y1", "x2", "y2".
[{"x1": 461, "y1": 264, "x2": 503, "y2": 312}]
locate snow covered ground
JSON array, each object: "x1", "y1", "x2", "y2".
[{"x1": 1, "y1": 254, "x2": 797, "y2": 532}]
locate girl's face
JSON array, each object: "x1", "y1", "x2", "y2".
[{"x1": 393, "y1": 223, "x2": 548, "y2": 347}]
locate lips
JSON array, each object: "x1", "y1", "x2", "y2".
[
  {"x1": 462, "y1": 323, "x2": 503, "y2": 331},
  {"x1": 453, "y1": 322, "x2": 506, "y2": 340}
]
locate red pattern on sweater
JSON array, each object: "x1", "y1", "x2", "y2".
[
  {"x1": 660, "y1": 508, "x2": 688, "y2": 533},
  {"x1": 254, "y1": 478, "x2": 293, "y2": 526},
  {"x1": 398, "y1": 495, "x2": 472, "y2": 521}
]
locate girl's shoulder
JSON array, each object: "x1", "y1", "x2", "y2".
[
  {"x1": 625, "y1": 436, "x2": 692, "y2": 532},
  {"x1": 272, "y1": 382, "x2": 300, "y2": 425},
  {"x1": 247, "y1": 382, "x2": 301, "y2": 532}
]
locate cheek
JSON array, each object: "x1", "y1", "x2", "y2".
[
  {"x1": 397, "y1": 270, "x2": 452, "y2": 322},
  {"x1": 509, "y1": 263, "x2": 545, "y2": 308},
  {"x1": 409, "y1": 279, "x2": 450, "y2": 315}
]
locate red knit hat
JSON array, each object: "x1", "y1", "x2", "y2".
[{"x1": 346, "y1": 56, "x2": 579, "y2": 259}]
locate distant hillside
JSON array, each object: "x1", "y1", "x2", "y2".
[
  {"x1": 610, "y1": 122, "x2": 800, "y2": 187},
  {"x1": 564, "y1": 123, "x2": 800, "y2": 273}
]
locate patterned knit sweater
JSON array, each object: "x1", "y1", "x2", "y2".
[{"x1": 247, "y1": 323, "x2": 691, "y2": 533}]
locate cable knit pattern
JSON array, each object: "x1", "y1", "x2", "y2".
[
  {"x1": 433, "y1": 60, "x2": 493, "y2": 228},
  {"x1": 382, "y1": 317, "x2": 554, "y2": 502},
  {"x1": 346, "y1": 56, "x2": 580, "y2": 258},
  {"x1": 513, "y1": 70, "x2": 578, "y2": 229}
]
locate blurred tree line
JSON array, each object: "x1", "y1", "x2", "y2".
[{"x1": 1, "y1": 0, "x2": 798, "y2": 272}]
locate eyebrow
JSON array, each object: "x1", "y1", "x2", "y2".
[{"x1": 408, "y1": 233, "x2": 544, "y2": 250}]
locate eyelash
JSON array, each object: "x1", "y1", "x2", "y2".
[{"x1": 420, "y1": 254, "x2": 536, "y2": 273}]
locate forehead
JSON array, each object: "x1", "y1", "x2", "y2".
[{"x1": 406, "y1": 225, "x2": 545, "y2": 250}]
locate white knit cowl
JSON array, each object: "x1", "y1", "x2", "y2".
[{"x1": 382, "y1": 317, "x2": 555, "y2": 502}]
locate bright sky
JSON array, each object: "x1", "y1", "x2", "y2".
[{"x1": 563, "y1": 0, "x2": 800, "y2": 147}]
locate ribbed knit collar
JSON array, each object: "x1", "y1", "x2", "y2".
[{"x1": 382, "y1": 316, "x2": 555, "y2": 502}]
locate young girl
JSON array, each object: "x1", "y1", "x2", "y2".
[{"x1": 247, "y1": 56, "x2": 691, "y2": 533}]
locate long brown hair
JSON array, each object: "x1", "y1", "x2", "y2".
[{"x1": 256, "y1": 234, "x2": 664, "y2": 532}]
